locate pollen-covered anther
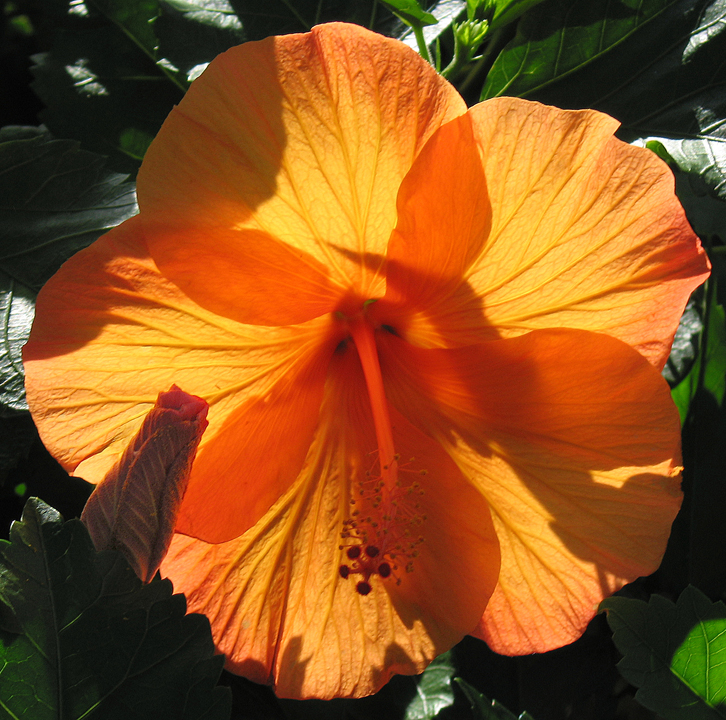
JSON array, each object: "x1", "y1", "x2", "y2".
[{"x1": 339, "y1": 454, "x2": 428, "y2": 594}]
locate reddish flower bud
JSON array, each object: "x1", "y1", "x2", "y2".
[{"x1": 81, "y1": 384, "x2": 208, "y2": 582}]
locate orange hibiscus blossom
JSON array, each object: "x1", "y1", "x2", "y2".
[{"x1": 23, "y1": 22, "x2": 709, "y2": 699}]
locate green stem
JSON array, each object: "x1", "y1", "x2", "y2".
[
  {"x1": 369, "y1": 0, "x2": 378, "y2": 29},
  {"x1": 458, "y1": 27, "x2": 503, "y2": 96},
  {"x1": 412, "y1": 23, "x2": 433, "y2": 64},
  {"x1": 441, "y1": 33, "x2": 468, "y2": 81}
]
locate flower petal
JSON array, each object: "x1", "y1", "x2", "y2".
[
  {"x1": 23, "y1": 217, "x2": 339, "y2": 542},
  {"x1": 175, "y1": 335, "x2": 336, "y2": 543},
  {"x1": 386, "y1": 97, "x2": 709, "y2": 365},
  {"x1": 161, "y1": 344, "x2": 499, "y2": 699},
  {"x1": 385, "y1": 112, "x2": 491, "y2": 308},
  {"x1": 138, "y1": 22, "x2": 466, "y2": 322},
  {"x1": 141, "y1": 225, "x2": 344, "y2": 326},
  {"x1": 379, "y1": 327, "x2": 682, "y2": 654}
]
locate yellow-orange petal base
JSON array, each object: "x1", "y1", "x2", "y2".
[{"x1": 23, "y1": 21, "x2": 709, "y2": 700}]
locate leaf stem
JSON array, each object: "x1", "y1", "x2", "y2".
[{"x1": 412, "y1": 23, "x2": 433, "y2": 64}]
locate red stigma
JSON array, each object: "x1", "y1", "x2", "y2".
[
  {"x1": 356, "y1": 581, "x2": 372, "y2": 595},
  {"x1": 378, "y1": 562, "x2": 391, "y2": 578}
]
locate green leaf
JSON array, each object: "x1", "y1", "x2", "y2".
[
  {"x1": 663, "y1": 298, "x2": 703, "y2": 388},
  {"x1": 0, "y1": 414, "x2": 35, "y2": 470},
  {"x1": 88, "y1": 0, "x2": 170, "y2": 78},
  {"x1": 455, "y1": 678, "x2": 536, "y2": 720},
  {"x1": 489, "y1": 0, "x2": 548, "y2": 30},
  {"x1": 0, "y1": 274, "x2": 34, "y2": 413},
  {"x1": 671, "y1": 280, "x2": 726, "y2": 423},
  {"x1": 0, "y1": 497, "x2": 232, "y2": 720},
  {"x1": 400, "y1": 1, "x2": 468, "y2": 52},
  {"x1": 655, "y1": 138, "x2": 726, "y2": 201},
  {"x1": 0, "y1": 126, "x2": 137, "y2": 291},
  {"x1": 482, "y1": 0, "x2": 674, "y2": 100},
  {"x1": 481, "y1": 0, "x2": 726, "y2": 140},
  {"x1": 0, "y1": 126, "x2": 137, "y2": 412},
  {"x1": 155, "y1": 0, "x2": 244, "y2": 83},
  {"x1": 404, "y1": 650, "x2": 455, "y2": 719},
  {"x1": 31, "y1": 0, "x2": 184, "y2": 173},
  {"x1": 229, "y1": 0, "x2": 382, "y2": 41},
  {"x1": 380, "y1": 0, "x2": 438, "y2": 27},
  {"x1": 640, "y1": 136, "x2": 726, "y2": 240},
  {"x1": 602, "y1": 585, "x2": 726, "y2": 719}
]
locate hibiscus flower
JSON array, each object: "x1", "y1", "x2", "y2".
[{"x1": 23, "y1": 22, "x2": 709, "y2": 699}]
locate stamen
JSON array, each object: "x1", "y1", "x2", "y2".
[
  {"x1": 339, "y1": 451, "x2": 427, "y2": 592},
  {"x1": 337, "y1": 311, "x2": 427, "y2": 595}
]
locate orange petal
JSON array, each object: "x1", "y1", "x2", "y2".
[
  {"x1": 23, "y1": 217, "x2": 339, "y2": 533},
  {"x1": 138, "y1": 22, "x2": 466, "y2": 322},
  {"x1": 385, "y1": 112, "x2": 491, "y2": 307},
  {"x1": 175, "y1": 334, "x2": 335, "y2": 543},
  {"x1": 161, "y1": 344, "x2": 499, "y2": 699},
  {"x1": 141, "y1": 224, "x2": 344, "y2": 326},
  {"x1": 387, "y1": 97, "x2": 709, "y2": 365},
  {"x1": 379, "y1": 327, "x2": 682, "y2": 654}
]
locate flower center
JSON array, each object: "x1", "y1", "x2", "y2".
[{"x1": 336, "y1": 307, "x2": 426, "y2": 594}]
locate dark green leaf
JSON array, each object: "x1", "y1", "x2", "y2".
[
  {"x1": 663, "y1": 298, "x2": 703, "y2": 388},
  {"x1": 481, "y1": 0, "x2": 726, "y2": 141},
  {"x1": 31, "y1": 1, "x2": 184, "y2": 173},
  {"x1": 155, "y1": 0, "x2": 244, "y2": 83},
  {"x1": 0, "y1": 126, "x2": 137, "y2": 291},
  {"x1": 0, "y1": 127, "x2": 137, "y2": 412},
  {"x1": 0, "y1": 497, "x2": 232, "y2": 720},
  {"x1": 602, "y1": 585, "x2": 726, "y2": 719},
  {"x1": 404, "y1": 650, "x2": 455, "y2": 719},
  {"x1": 482, "y1": 0, "x2": 674, "y2": 100},
  {"x1": 641, "y1": 137, "x2": 726, "y2": 240},
  {"x1": 88, "y1": 0, "x2": 166, "y2": 72},
  {"x1": 489, "y1": 0, "x2": 548, "y2": 30},
  {"x1": 0, "y1": 273, "x2": 34, "y2": 413},
  {"x1": 671, "y1": 280, "x2": 726, "y2": 422},
  {"x1": 654, "y1": 138, "x2": 726, "y2": 201},
  {"x1": 0, "y1": 414, "x2": 36, "y2": 479},
  {"x1": 227, "y1": 0, "x2": 384, "y2": 41},
  {"x1": 455, "y1": 678, "x2": 536, "y2": 720}
]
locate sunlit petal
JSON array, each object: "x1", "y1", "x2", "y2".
[
  {"x1": 379, "y1": 327, "x2": 682, "y2": 653},
  {"x1": 138, "y1": 23, "x2": 466, "y2": 321},
  {"x1": 386, "y1": 98, "x2": 709, "y2": 365},
  {"x1": 23, "y1": 217, "x2": 340, "y2": 543},
  {"x1": 161, "y1": 346, "x2": 499, "y2": 698}
]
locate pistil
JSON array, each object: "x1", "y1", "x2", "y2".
[
  {"x1": 348, "y1": 314, "x2": 398, "y2": 489},
  {"x1": 338, "y1": 309, "x2": 426, "y2": 594}
]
